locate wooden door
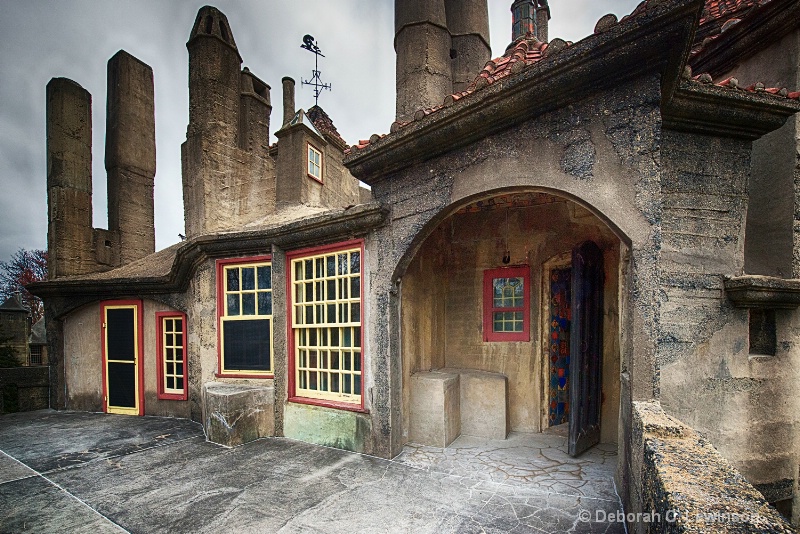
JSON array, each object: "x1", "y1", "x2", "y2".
[
  {"x1": 568, "y1": 241, "x2": 604, "y2": 457},
  {"x1": 102, "y1": 302, "x2": 142, "y2": 415}
]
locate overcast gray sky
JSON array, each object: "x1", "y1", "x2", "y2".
[{"x1": 0, "y1": 0, "x2": 642, "y2": 263}]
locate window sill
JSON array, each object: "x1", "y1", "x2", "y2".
[
  {"x1": 215, "y1": 373, "x2": 274, "y2": 379},
  {"x1": 288, "y1": 396, "x2": 369, "y2": 414},
  {"x1": 157, "y1": 393, "x2": 188, "y2": 401}
]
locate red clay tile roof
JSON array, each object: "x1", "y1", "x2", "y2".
[
  {"x1": 348, "y1": 33, "x2": 558, "y2": 153},
  {"x1": 307, "y1": 105, "x2": 348, "y2": 150},
  {"x1": 691, "y1": 0, "x2": 762, "y2": 55},
  {"x1": 691, "y1": 71, "x2": 800, "y2": 99},
  {"x1": 347, "y1": 0, "x2": 796, "y2": 155}
]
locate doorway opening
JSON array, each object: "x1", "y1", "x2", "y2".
[{"x1": 400, "y1": 191, "x2": 621, "y2": 456}]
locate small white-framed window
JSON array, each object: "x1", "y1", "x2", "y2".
[
  {"x1": 156, "y1": 312, "x2": 187, "y2": 400},
  {"x1": 308, "y1": 143, "x2": 323, "y2": 183}
]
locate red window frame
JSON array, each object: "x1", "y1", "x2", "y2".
[
  {"x1": 286, "y1": 239, "x2": 367, "y2": 413},
  {"x1": 482, "y1": 266, "x2": 531, "y2": 342},
  {"x1": 100, "y1": 299, "x2": 145, "y2": 416},
  {"x1": 156, "y1": 311, "x2": 188, "y2": 401},
  {"x1": 216, "y1": 255, "x2": 273, "y2": 378}
]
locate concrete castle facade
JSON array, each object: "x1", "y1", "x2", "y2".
[{"x1": 30, "y1": 0, "x2": 800, "y2": 528}]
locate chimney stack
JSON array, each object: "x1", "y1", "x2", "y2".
[
  {"x1": 46, "y1": 78, "x2": 96, "y2": 279},
  {"x1": 395, "y1": 0, "x2": 452, "y2": 123},
  {"x1": 282, "y1": 77, "x2": 296, "y2": 126},
  {"x1": 511, "y1": 0, "x2": 550, "y2": 42},
  {"x1": 105, "y1": 50, "x2": 156, "y2": 265},
  {"x1": 445, "y1": 0, "x2": 491, "y2": 92}
]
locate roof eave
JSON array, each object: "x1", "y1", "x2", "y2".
[
  {"x1": 28, "y1": 203, "x2": 388, "y2": 312},
  {"x1": 663, "y1": 79, "x2": 800, "y2": 139},
  {"x1": 345, "y1": 0, "x2": 704, "y2": 185}
]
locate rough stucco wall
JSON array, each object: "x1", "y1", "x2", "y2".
[
  {"x1": 62, "y1": 300, "x2": 190, "y2": 417},
  {"x1": 276, "y1": 127, "x2": 360, "y2": 210},
  {"x1": 658, "y1": 128, "x2": 800, "y2": 503},
  {"x1": 63, "y1": 303, "x2": 102, "y2": 411},
  {"x1": 367, "y1": 76, "x2": 663, "y2": 458},
  {"x1": 723, "y1": 29, "x2": 800, "y2": 277},
  {"x1": 400, "y1": 225, "x2": 448, "y2": 439},
  {"x1": 315, "y1": 144, "x2": 361, "y2": 208}
]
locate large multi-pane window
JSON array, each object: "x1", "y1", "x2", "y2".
[
  {"x1": 288, "y1": 241, "x2": 363, "y2": 407},
  {"x1": 483, "y1": 266, "x2": 531, "y2": 342},
  {"x1": 307, "y1": 143, "x2": 323, "y2": 183},
  {"x1": 156, "y1": 312, "x2": 187, "y2": 400},
  {"x1": 217, "y1": 257, "x2": 273, "y2": 376}
]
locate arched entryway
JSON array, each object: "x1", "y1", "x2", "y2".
[{"x1": 398, "y1": 190, "x2": 624, "y2": 456}]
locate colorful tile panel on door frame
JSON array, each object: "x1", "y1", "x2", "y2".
[{"x1": 549, "y1": 268, "x2": 571, "y2": 426}]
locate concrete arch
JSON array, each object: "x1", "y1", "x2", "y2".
[{"x1": 391, "y1": 182, "x2": 636, "y2": 285}]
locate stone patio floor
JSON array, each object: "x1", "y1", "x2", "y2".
[{"x1": 0, "y1": 410, "x2": 625, "y2": 533}]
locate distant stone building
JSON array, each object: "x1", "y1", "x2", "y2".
[
  {"x1": 30, "y1": 0, "x2": 800, "y2": 528},
  {"x1": 0, "y1": 294, "x2": 30, "y2": 366},
  {"x1": 28, "y1": 318, "x2": 47, "y2": 366}
]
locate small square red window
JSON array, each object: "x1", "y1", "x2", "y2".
[{"x1": 483, "y1": 266, "x2": 531, "y2": 342}]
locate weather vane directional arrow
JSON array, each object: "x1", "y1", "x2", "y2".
[{"x1": 301, "y1": 34, "x2": 331, "y2": 106}]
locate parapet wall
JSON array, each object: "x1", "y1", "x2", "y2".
[{"x1": 627, "y1": 401, "x2": 792, "y2": 533}]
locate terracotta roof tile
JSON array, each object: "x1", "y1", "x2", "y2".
[
  {"x1": 690, "y1": 71, "x2": 800, "y2": 100},
  {"x1": 307, "y1": 105, "x2": 348, "y2": 150},
  {"x1": 690, "y1": 0, "x2": 764, "y2": 56},
  {"x1": 347, "y1": 32, "x2": 558, "y2": 153}
]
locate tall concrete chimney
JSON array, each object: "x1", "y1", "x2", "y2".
[
  {"x1": 445, "y1": 0, "x2": 491, "y2": 92},
  {"x1": 395, "y1": 0, "x2": 452, "y2": 122},
  {"x1": 46, "y1": 78, "x2": 96, "y2": 279},
  {"x1": 182, "y1": 6, "x2": 276, "y2": 238},
  {"x1": 282, "y1": 77, "x2": 296, "y2": 126},
  {"x1": 105, "y1": 50, "x2": 156, "y2": 265}
]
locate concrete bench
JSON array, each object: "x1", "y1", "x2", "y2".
[
  {"x1": 409, "y1": 368, "x2": 508, "y2": 447},
  {"x1": 203, "y1": 382, "x2": 274, "y2": 447}
]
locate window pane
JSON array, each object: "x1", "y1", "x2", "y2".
[
  {"x1": 257, "y1": 266, "x2": 271, "y2": 290},
  {"x1": 351, "y1": 277, "x2": 360, "y2": 299},
  {"x1": 327, "y1": 280, "x2": 336, "y2": 300},
  {"x1": 338, "y1": 254, "x2": 348, "y2": 275},
  {"x1": 227, "y1": 268, "x2": 239, "y2": 292},
  {"x1": 223, "y1": 319, "x2": 271, "y2": 371},
  {"x1": 258, "y1": 292, "x2": 272, "y2": 316},
  {"x1": 242, "y1": 267, "x2": 255, "y2": 290},
  {"x1": 242, "y1": 293, "x2": 256, "y2": 315},
  {"x1": 350, "y1": 251, "x2": 360, "y2": 274},
  {"x1": 227, "y1": 294, "x2": 240, "y2": 316},
  {"x1": 493, "y1": 277, "x2": 524, "y2": 308},
  {"x1": 327, "y1": 255, "x2": 336, "y2": 276}
]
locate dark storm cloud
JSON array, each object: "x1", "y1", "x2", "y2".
[{"x1": 0, "y1": 0, "x2": 641, "y2": 263}]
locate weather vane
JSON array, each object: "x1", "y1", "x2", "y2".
[{"x1": 301, "y1": 35, "x2": 331, "y2": 106}]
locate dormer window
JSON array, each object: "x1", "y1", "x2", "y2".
[{"x1": 308, "y1": 143, "x2": 323, "y2": 183}]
